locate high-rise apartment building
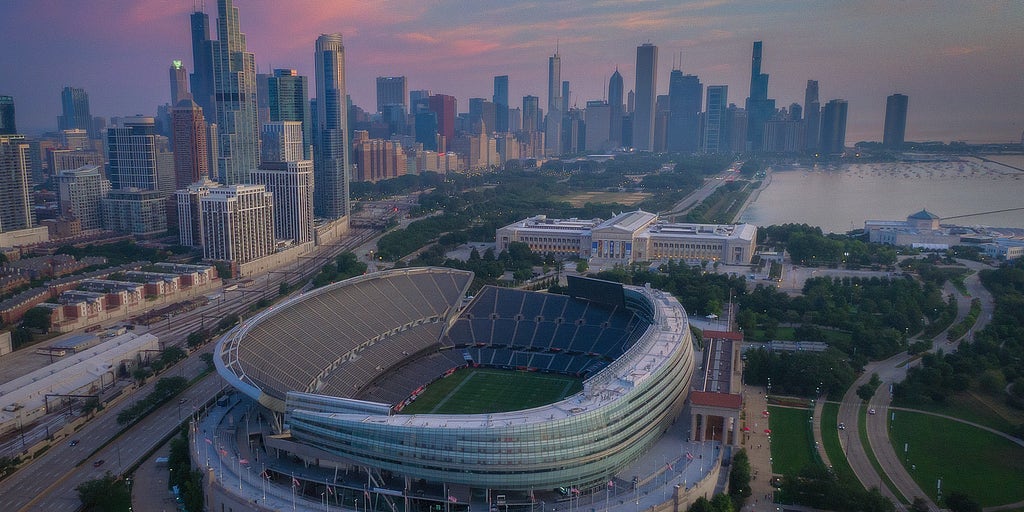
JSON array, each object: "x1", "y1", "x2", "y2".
[
  {"x1": 59, "y1": 87, "x2": 93, "y2": 135},
  {"x1": 107, "y1": 116, "x2": 164, "y2": 191},
  {"x1": 172, "y1": 100, "x2": 209, "y2": 189},
  {"x1": 633, "y1": 43, "x2": 658, "y2": 151},
  {"x1": 745, "y1": 41, "x2": 776, "y2": 152},
  {"x1": 170, "y1": 60, "x2": 191, "y2": 105},
  {"x1": 667, "y1": 70, "x2": 702, "y2": 152},
  {"x1": 313, "y1": 33, "x2": 352, "y2": 220},
  {"x1": 0, "y1": 96, "x2": 15, "y2": 135},
  {"x1": 210, "y1": 0, "x2": 258, "y2": 185},
  {"x1": 101, "y1": 189, "x2": 168, "y2": 236},
  {"x1": 819, "y1": 99, "x2": 848, "y2": 154},
  {"x1": 354, "y1": 139, "x2": 407, "y2": 183},
  {"x1": 0, "y1": 135, "x2": 33, "y2": 233},
  {"x1": 493, "y1": 75, "x2": 509, "y2": 133},
  {"x1": 608, "y1": 69, "x2": 624, "y2": 148},
  {"x1": 57, "y1": 165, "x2": 110, "y2": 230},
  {"x1": 883, "y1": 93, "x2": 909, "y2": 149},
  {"x1": 190, "y1": 10, "x2": 216, "y2": 118},
  {"x1": 375, "y1": 76, "x2": 407, "y2": 115},
  {"x1": 268, "y1": 69, "x2": 312, "y2": 159},
  {"x1": 176, "y1": 178, "x2": 216, "y2": 247},
  {"x1": 469, "y1": 98, "x2": 497, "y2": 134},
  {"x1": 261, "y1": 121, "x2": 304, "y2": 164},
  {"x1": 251, "y1": 123, "x2": 313, "y2": 244},
  {"x1": 803, "y1": 80, "x2": 820, "y2": 152},
  {"x1": 200, "y1": 184, "x2": 275, "y2": 263},
  {"x1": 703, "y1": 85, "x2": 728, "y2": 153},
  {"x1": 545, "y1": 51, "x2": 562, "y2": 155}
]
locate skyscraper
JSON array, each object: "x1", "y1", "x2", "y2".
[
  {"x1": 190, "y1": 9, "x2": 216, "y2": 119},
  {"x1": 493, "y1": 75, "x2": 509, "y2": 133},
  {"x1": 427, "y1": 94, "x2": 456, "y2": 144},
  {"x1": 545, "y1": 50, "x2": 562, "y2": 155},
  {"x1": 522, "y1": 95, "x2": 540, "y2": 133},
  {"x1": 211, "y1": 0, "x2": 258, "y2": 185},
  {"x1": 200, "y1": 184, "x2": 275, "y2": 263},
  {"x1": 268, "y1": 69, "x2": 312, "y2": 159},
  {"x1": 803, "y1": 80, "x2": 820, "y2": 152},
  {"x1": 59, "y1": 87, "x2": 92, "y2": 135},
  {"x1": 745, "y1": 41, "x2": 776, "y2": 152},
  {"x1": 703, "y1": 85, "x2": 728, "y2": 153},
  {"x1": 608, "y1": 69, "x2": 624, "y2": 148},
  {"x1": 170, "y1": 60, "x2": 191, "y2": 105},
  {"x1": 57, "y1": 165, "x2": 110, "y2": 230},
  {"x1": 883, "y1": 93, "x2": 909, "y2": 149},
  {"x1": 107, "y1": 116, "x2": 162, "y2": 191},
  {"x1": 0, "y1": 95, "x2": 15, "y2": 135},
  {"x1": 819, "y1": 99, "x2": 848, "y2": 154},
  {"x1": 375, "y1": 76, "x2": 407, "y2": 115},
  {"x1": 172, "y1": 99, "x2": 210, "y2": 189},
  {"x1": 0, "y1": 135, "x2": 33, "y2": 232},
  {"x1": 313, "y1": 33, "x2": 351, "y2": 220},
  {"x1": 251, "y1": 122, "x2": 313, "y2": 244},
  {"x1": 633, "y1": 43, "x2": 658, "y2": 151},
  {"x1": 667, "y1": 70, "x2": 702, "y2": 152},
  {"x1": 584, "y1": 101, "x2": 611, "y2": 152}
]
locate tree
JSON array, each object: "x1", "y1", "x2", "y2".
[
  {"x1": 576, "y1": 260, "x2": 589, "y2": 273},
  {"x1": 160, "y1": 346, "x2": 187, "y2": 366},
  {"x1": 20, "y1": 307, "x2": 52, "y2": 333},
  {"x1": 186, "y1": 330, "x2": 207, "y2": 349},
  {"x1": 279, "y1": 282, "x2": 291, "y2": 296},
  {"x1": 76, "y1": 472, "x2": 131, "y2": 511},
  {"x1": 910, "y1": 497, "x2": 930, "y2": 512},
  {"x1": 946, "y1": 491, "x2": 982, "y2": 512},
  {"x1": 728, "y1": 449, "x2": 752, "y2": 507}
]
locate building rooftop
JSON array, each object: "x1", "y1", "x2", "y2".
[
  {"x1": 909, "y1": 209, "x2": 940, "y2": 220},
  {"x1": 594, "y1": 210, "x2": 658, "y2": 234}
]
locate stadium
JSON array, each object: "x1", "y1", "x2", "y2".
[{"x1": 212, "y1": 267, "x2": 695, "y2": 506}]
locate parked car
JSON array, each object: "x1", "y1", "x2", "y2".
[
  {"x1": 93, "y1": 459, "x2": 104, "y2": 467},
  {"x1": 68, "y1": 439, "x2": 79, "y2": 447}
]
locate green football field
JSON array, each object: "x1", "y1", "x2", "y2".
[{"x1": 399, "y1": 367, "x2": 583, "y2": 415}]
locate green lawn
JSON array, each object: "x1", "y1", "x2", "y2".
[
  {"x1": 820, "y1": 401, "x2": 859, "y2": 486},
  {"x1": 399, "y1": 368, "x2": 582, "y2": 415},
  {"x1": 892, "y1": 391, "x2": 1024, "y2": 435},
  {"x1": 768, "y1": 405, "x2": 817, "y2": 476},
  {"x1": 889, "y1": 410, "x2": 1024, "y2": 507}
]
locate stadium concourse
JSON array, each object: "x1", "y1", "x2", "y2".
[{"x1": 203, "y1": 268, "x2": 738, "y2": 512}]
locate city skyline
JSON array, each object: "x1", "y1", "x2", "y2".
[{"x1": 1, "y1": 1, "x2": 1022, "y2": 144}]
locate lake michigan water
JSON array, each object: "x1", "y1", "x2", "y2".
[{"x1": 738, "y1": 155, "x2": 1024, "y2": 233}]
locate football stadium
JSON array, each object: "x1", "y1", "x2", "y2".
[{"x1": 208, "y1": 267, "x2": 698, "y2": 510}]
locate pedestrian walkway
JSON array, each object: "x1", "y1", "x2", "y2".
[{"x1": 739, "y1": 386, "x2": 776, "y2": 512}]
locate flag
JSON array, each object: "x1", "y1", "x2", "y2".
[
  {"x1": 448, "y1": 496, "x2": 458, "y2": 503},
  {"x1": 260, "y1": 470, "x2": 270, "y2": 479},
  {"x1": 204, "y1": 438, "x2": 213, "y2": 445},
  {"x1": 607, "y1": 480, "x2": 614, "y2": 488},
  {"x1": 686, "y1": 452, "x2": 694, "y2": 460},
  {"x1": 239, "y1": 458, "x2": 249, "y2": 465},
  {"x1": 219, "y1": 448, "x2": 228, "y2": 456},
  {"x1": 293, "y1": 477, "x2": 301, "y2": 488},
  {"x1": 328, "y1": 486, "x2": 335, "y2": 496},
  {"x1": 666, "y1": 462, "x2": 674, "y2": 471},
  {"x1": 364, "y1": 487, "x2": 371, "y2": 499},
  {"x1": 571, "y1": 488, "x2": 580, "y2": 495}
]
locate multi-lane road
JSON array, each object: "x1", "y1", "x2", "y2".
[{"x1": 0, "y1": 227, "x2": 378, "y2": 511}]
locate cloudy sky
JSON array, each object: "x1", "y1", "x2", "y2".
[{"x1": 2, "y1": 0, "x2": 1022, "y2": 143}]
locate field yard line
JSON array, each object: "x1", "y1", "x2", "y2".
[
  {"x1": 557, "y1": 379, "x2": 575, "y2": 398},
  {"x1": 430, "y1": 372, "x2": 477, "y2": 413}
]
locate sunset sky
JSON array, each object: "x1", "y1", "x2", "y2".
[{"x1": 2, "y1": 0, "x2": 1022, "y2": 143}]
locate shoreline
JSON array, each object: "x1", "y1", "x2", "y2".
[{"x1": 732, "y1": 168, "x2": 772, "y2": 223}]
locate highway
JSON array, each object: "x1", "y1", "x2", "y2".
[{"x1": 0, "y1": 226, "x2": 378, "y2": 511}]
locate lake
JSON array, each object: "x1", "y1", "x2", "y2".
[{"x1": 738, "y1": 155, "x2": 1024, "y2": 233}]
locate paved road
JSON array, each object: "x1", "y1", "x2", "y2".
[
  {"x1": 0, "y1": 227, "x2": 378, "y2": 511},
  {"x1": 661, "y1": 165, "x2": 741, "y2": 219},
  {"x1": 836, "y1": 259, "x2": 996, "y2": 510}
]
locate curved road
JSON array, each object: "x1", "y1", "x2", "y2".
[{"x1": 836, "y1": 260, "x2": 996, "y2": 510}]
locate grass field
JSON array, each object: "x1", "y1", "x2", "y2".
[
  {"x1": 399, "y1": 368, "x2": 583, "y2": 415},
  {"x1": 561, "y1": 191, "x2": 650, "y2": 207},
  {"x1": 767, "y1": 405, "x2": 817, "y2": 476},
  {"x1": 889, "y1": 410, "x2": 1024, "y2": 507},
  {"x1": 893, "y1": 390, "x2": 1024, "y2": 435}
]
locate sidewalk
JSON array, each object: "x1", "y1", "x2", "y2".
[{"x1": 739, "y1": 386, "x2": 776, "y2": 512}]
